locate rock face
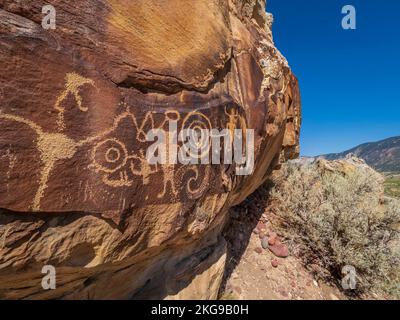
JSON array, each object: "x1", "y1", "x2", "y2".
[{"x1": 0, "y1": 0, "x2": 301, "y2": 299}]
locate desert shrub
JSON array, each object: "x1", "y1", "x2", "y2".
[{"x1": 270, "y1": 161, "x2": 400, "y2": 296}]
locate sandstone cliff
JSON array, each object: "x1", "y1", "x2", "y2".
[{"x1": 0, "y1": 0, "x2": 301, "y2": 299}]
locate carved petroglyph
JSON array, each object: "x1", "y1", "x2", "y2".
[
  {"x1": 1, "y1": 149, "x2": 17, "y2": 180},
  {"x1": 90, "y1": 138, "x2": 132, "y2": 187},
  {"x1": 35, "y1": 133, "x2": 77, "y2": 210},
  {"x1": 54, "y1": 72, "x2": 95, "y2": 131},
  {"x1": 158, "y1": 165, "x2": 178, "y2": 199},
  {"x1": 0, "y1": 71, "x2": 249, "y2": 210},
  {"x1": 1, "y1": 71, "x2": 107, "y2": 210},
  {"x1": 178, "y1": 165, "x2": 211, "y2": 200},
  {"x1": 1, "y1": 149, "x2": 17, "y2": 193},
  {"x1": 225, "y1": 106, "x2": 247, "y2": 141},
  {"x1": 91, "y1": 138, "x2": 128, "y2": 174},
  {"x1": 181, "y1": 110, "x2": 212, "y2": 161},
  {"x1": 156, "y1": 111, "x2": 182, "y2": 199},
  {"x1": 0, "y1": 112, "x2": 78, "y2": 211},
  {"x1": 86, "y1": 106, "x2": 157, "y2": 189},
  {"x1": 130, "y1": 150, "x2": 155, "y2": 186},
  {"x1": 87, "y1": 106, "x2": 213, "y2": 200}
]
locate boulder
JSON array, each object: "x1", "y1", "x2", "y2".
[{"x1": 0, "y1": 0, "x2": 301, "y2": 299}]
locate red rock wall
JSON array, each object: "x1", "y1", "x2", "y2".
[{"x1": 0, "y1": 0, "x2": 301, "y2": 299}]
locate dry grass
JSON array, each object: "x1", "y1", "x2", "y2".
[
  {"x1": 384, "y1": 176, "x2": 400, "y2": 198},
  {"x1": 269, "y1": 160, "x2": 400, "y2": 297}
]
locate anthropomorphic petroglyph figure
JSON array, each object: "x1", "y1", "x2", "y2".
[
  {"x1": 54, "y1": 72, "x2": 95, "y2": 131},
  {"x1": 225, "y1": 106, "x2": 247, "y2": 142},
  {"x1": 0, "y1": 73, "x2": 104, "y2": 210},
  {"x1": 0, "y1": 112, "x2": 78, "y2": 211},
  {"x1": 157, "y1": 110, "x2": 181, "y2": 199}
]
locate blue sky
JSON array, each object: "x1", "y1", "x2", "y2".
[{"x1": 268, "y1": 0, "x2": 400, "y2": 156}]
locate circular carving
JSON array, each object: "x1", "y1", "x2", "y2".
[
  {"x1": 92, "y1": 138, "x2": 128, "y2": 173},
  {"x1": 181, "y1": 111, "x2": 212, "y2": 160}
]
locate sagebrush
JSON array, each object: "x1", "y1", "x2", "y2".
[{"x1": 270, "y1": 160, "x2": 400, "y2": 296}]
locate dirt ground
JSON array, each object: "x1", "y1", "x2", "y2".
[{"x1": 219, "y1": 184, "x2": 347, "y2": 300}]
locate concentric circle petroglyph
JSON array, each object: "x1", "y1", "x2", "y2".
[
  {"x1": 91, "y1": 138, "x2": 128, "y2": 174},
  {"x1": 181, "y1": 110, "x2": 212, "y2": 160}
]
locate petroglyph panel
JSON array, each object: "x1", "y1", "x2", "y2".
[{"x1": 0, "y1": 70, "x2": 250, "y2": 220}]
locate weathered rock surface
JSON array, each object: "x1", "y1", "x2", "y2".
[{"x1": 0, "y1": 0, "x2": 301, "y2": 299}]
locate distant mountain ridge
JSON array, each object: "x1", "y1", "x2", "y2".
[{"x1": 320, "y1": 136, "x2": 400, "y2": 172}]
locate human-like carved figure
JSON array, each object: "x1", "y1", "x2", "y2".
[
  {"x1": 54, "y1": 72, "x2": 96, "y2": 131},
  {"x1": 225, "y1": 106, "x2": 247, "y2": 142},
  {"x1": 0, "y1": 112, "x2": 78, "y2": 211},
  {"x1": 155, "y1": 110, "x2": 181, "y2": 199},
  {"x1": 130, "y1": 150, "x2": 157, "y2": 186}
]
